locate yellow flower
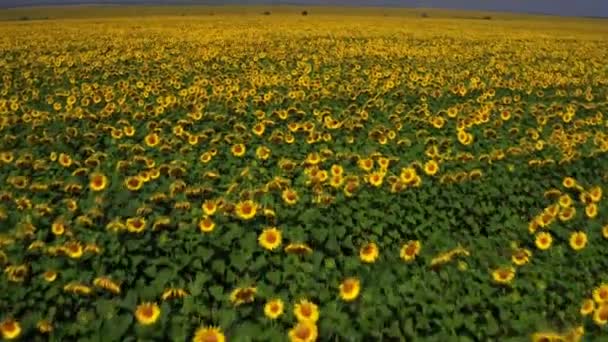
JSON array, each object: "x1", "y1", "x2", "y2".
[
  {"x1": 126, "y1": 217, "x2": 147, "y2": 233},
  {"x1": 535, "y1": 232, "x2": 552, "y2": 250},
  {"x1": 258, "y1": 227, "x2": 282, "y2": 250},
  {"x1": 359, "y1": 242, "x2": 379, "y2": 263},
  {"x1": 585, "y1": 203, "x2": 598, "y2": 218},
  {"x1": 423, "y1": 160, "x2": 439, "y2": 176},
  {"x1": 89, "y1": 172, "x2": 108, "y2": 191},
  {"x1": 282, "y1": 188, "x2": 299, "y2": 205},
  {"x1": 358, "y1": 158, "x2": 373, "y2": 172},
  {"x1": 264, "y1": 299, "x2": 284, "y2": 319},
  {"x1": 593, "y1": 284, "x2": 608, "y2": 304},
  {"x1": 511, "y1": 248, "x2": 531, "y2": 266},
  {"x1": 230, "y1": 287, "x2": 257, "y2": 306},
  {"x1": 125, "y1": 176, "x2": 143, "y2": 191},
  {"x1": 531, "y1": 332, "x2": 562, "y2": 342},
  {"x1": 36, "y1": 319, "x2": 53, "y2": 334},
  {"x1": 161, "y1": 288, "x2": 189, "y2": 301},
  {"x1": 51, "y1": 220, "x2": 66, "y2": 236},
  {"x1": 569, "y1": 231, "x2": 588, "y2": 251},
  {"x1": 285, "y1": 243, "x2": 313, "y2": 255},
  {"x1": 198, "y1": 216, "x2": 215, "y2": 233},
  {"x1": 367, "y1": 171, "x2": 384, "y2": 187},
  {"x1": 339, "y1": 277, "x2": 361, "y2": 301},
  {"x1": 580, "y1": 299, "x2": 595, "y2": 316},
  {"x1": 288, "y1": 321, "x2": 318, "y2": 342},
  {"x1": 43, "y1": 270, "x2": 58, "y2": 282},
  {"x1": 400, "y1": 167, "x2": 417, "y2": 184},
  {"x1": 202, "y1": 200, "x2": 217, "y2": 216},
  {"x1": 400, "y1": 240, "x2": 421, "y2": 262},
  {"x1": 558, "y1": 194, "x2": 572, "y2": 208},
  {"x1": 563, "y1": 177, "x2": 577, "y2": 188},
  {"x1": 192, "y1": 326, "x2": 225, "y2": 342},
  {"x1": 144, "y1": 132, "x2": 160, "y2": 147},
  {"x1": 231, "y1": 143, "x2": 246, "y2": 157},
  {"x1": 294, "y1": 299, "x2": 319, "y2": 323},
  {"x1": 235, "y1": 200, "x2": 257, "y2": 220},
  {"x1": 93, "y1": 276, "x2": 121, "y2": 294},
  {"x1": 594, "y1": 304, "x2": 608, "y2": 326},
  {"x1": 134, "y1": 302, "x2": 161, "y2": 325},
  {"x1": 64, "y1": 241, "x2": 83, "y2": 259},
  {"x1": 589, "y1": 185, "x2": 603, "y2": 202},
  {"x1": 256, "y1": 146, "x2": 271, "y2": 160},
  {"x1": 491, "y1": 266, "x2": 515, "y2": 285},
  {"x1": 0, "y1": 319, "x2": 21, "y2": 340},
  {"x1": 603, "y1": 225, "x2": 608, "y2": 239}
]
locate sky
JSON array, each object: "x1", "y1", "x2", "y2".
[{"x1": 1, "y1": 0, "x2": 607, "y2": 18}]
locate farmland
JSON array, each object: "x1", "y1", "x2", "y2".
[{"x1": 1, "y1": 6, "x2": 608, "y2": 341}]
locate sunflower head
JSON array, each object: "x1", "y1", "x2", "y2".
[
  {"x1": 293, "y1": 299, "x2": 319, "y2": 323},
  {"x1": 400, "y1": 240, "x2": 421, "y2": 262},
  {"x1": 359, "y1": 242, "x2": 379, "y2": 263},
  {"x1": 193, "y1": 326, "x2": 225, "y2": 342},
  {"x1": 258, "y1": 227, "x2": 282, "y2": 251},
  {"x1": 134, "y1": 302, "x2": 161, "y2": 325},
  {"x1": 264, "y1": 299, "x2": 284, "y2": 319},
  {"x1": 339, "y1": 277, "x2": 361, "y2": 301}
]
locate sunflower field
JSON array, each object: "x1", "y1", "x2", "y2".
[{"x1": 1, "y1": 8, "x2": 608, "y2": 342}]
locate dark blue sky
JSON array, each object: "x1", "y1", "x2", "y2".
[{"x1": 2, "y1": 0, "x2": 607, "y2": 17}]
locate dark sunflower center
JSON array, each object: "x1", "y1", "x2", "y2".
[{"x1": 296, "y1": 326, "x2": 311, "y2": 339}]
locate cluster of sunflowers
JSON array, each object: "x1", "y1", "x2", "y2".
[{"x1": 1, "y1": 8, "x2": 608, "y2": 341}]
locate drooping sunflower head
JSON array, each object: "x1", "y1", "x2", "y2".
[{"x1": 230, "y1": 287, "x2": 257, "y2": 306}]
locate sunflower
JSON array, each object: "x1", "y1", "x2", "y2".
[
  {"x1": 294, "y1": 299, "x2": 319, "y2": 323},
  {"x1": 492, "y1": 266, "x2": 516, "y2": 285},
  {"x1": 367, "y1": 172, "x2": 384, "y2": 187},
  {"x1": 58, "y1": 153, "x2": 72, "y2": 167},
  {"x1": 580, "y1": 299, "x2": 595, "y2": 316},
  {"x1": 36, "y1": 319, "x2": 53, "y2": 334},
  {"x1": 558, "y1": 194, "x2": 572, "y2": 208},
  {"x1": 125, "y1": 176, "x2": 143, "y2": 191},
  {"x1": 252, "y1": 122, "x2": 265, "y2": 136},
  {"x1": 288, "y1": 321, "x2": 318, "y2": 342},
  {"x1": 126, "y1": 217, "x2": 147, "y2": 233},
  {"x1": 230, "y1": 286, "x2": 257, "y2": 306},
  {"x1": 330, "y1": 164, "x2": 343, "y2": 176},
  {"x1": 511, "y1": 248, "x2": 532, "y2": 266},
  {"x1": 64, "y1": 241, "x2": 83, "y2": 259},
  {"x1": 43, "y1": 270, "x2": 57, "y2": 282},
  {"x1": 423, "y1": 160, "x2": 439, "y2": 176},
  {"x1": 161, "y1": 287, "x2": 189, "y2": 301},
  {"x1": 198, "y1": 216, "x2": 215, "y2": 233},
  {"x1": 359, "y1": 242, "x2": 379, "y2": 263},
  {"x1": 192, "y1": 326, "x2": 225, "y2": 342},
  {"x1": 89, "y1": 172, "x2": 108, "y2": 191},
  {"x1": 358, "y1": 158, "x2": 374, "y2": 172},
  {"x1": 305, "y1": 152, "x2": 321, "y2": 165},
  {"x1": 51, "y1": 221, "x2": 66, "y2": 236},
  {"x1": 593, "y1": 284, "x2": 608, "y2": 303},
  {"x1": 201, "y1": 200, "x2": 217, "y2": 216},
  {"x1": 594, "y1": 304, "x2": 608, "y2": 326},
  {"x1": 93, "y1": 276, "x2": 121, "y2": 294},
  {"x1": 339, "y1": 277, "x2": 361, "y2": 301},
  {"x1": 235, "y1": 200, "x2": 257, "y2": 220},
  {"x1": 563, "y1": 177, "x2": 577, "y2": 189},
  {"x1": 0, "y1": 319, "x2": 21, "y2": 340},
  {"x1": 400, "y1": 167, "x2": 417, "y2": 184},
  {"x1": 231, "y1": 143, "x2": 246, "y2": 157},
  {"x1": 585, "y1": 203, "x2": 598, "y2": 218},
  {"x1": 256, "y1": 146, "x2": 271, "y2": 160},
  {"x1": 329, "y1": 175, "x2": 344, "y2": 188},
  {"x1": 569, "y1": 231, "x2": 588, "y2": 251},
  {"x1": 134, "y1": 302, "x2": 161, "y2": 325},
  {"x1": 558, "y1": 206, "x2": 575, "y2": 221},
  {"x1": 343, "y1": 180, "x2": 359, "y2": 197},
  {"x1": 63, "y1": 282, "x2": 93, "y2": 295},
  {"x1": 282, "y1": 188, "x2": 299, "y2": 205},
  {"x1": 603, "y1": 225, "x2": 608, "y2": 239},
  {"x1": 144, "y1": 132, "x2": 160, "y2": 147},
  {"x1": 285, "y1": 243, "x2": 313, "y2": 255},
  {"x1": 535, "y1": 232, "x2": 552, "y2": 250},
  {"x1": 589, "y1": 185, "x2": 603, "y2": 202},
  {"x1": 400, "y1": 240, "x2": 421, "y2": 262},
  {"x1": 531, "y1": 332, "x2": 562, "y2": 342},
  {"x1": 264, "y1": 298, "x2": 284, "y2": 319},
  {"x1": 258, "y1": 227, "x2": 282, "y2": 250}
]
